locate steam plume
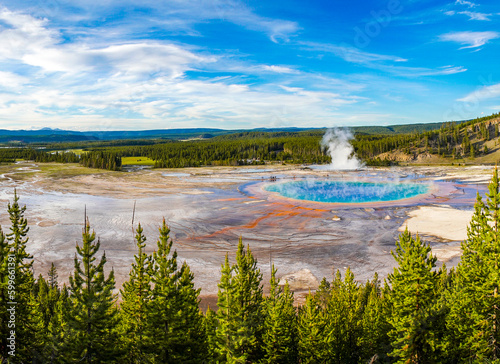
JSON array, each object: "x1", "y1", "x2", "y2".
[{"x1": 321, "y1": 128, "x2": 364, "y2": 170}]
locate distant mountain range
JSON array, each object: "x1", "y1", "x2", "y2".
[
  {"x1": 0, "y1": 121, "x2": 460, "y2": 144},
  {"x1": 0, "y1": 127, "x2": 319, "y2": 143}
]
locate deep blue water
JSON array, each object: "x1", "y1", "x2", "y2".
[{"x1": 265, "y1": 180, "x2": 429, "y2": 203}]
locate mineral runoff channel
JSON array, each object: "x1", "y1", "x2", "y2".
[{"x1": 0, "y1": 162, "x2": 491, "y2": 305}]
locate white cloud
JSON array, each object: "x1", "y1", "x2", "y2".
[
  {"x1": 300, "y1": 42, "x2": 407, "y2": 64},
  {"x1": 458, "y1": 11, "x2": 492, "y2": 21},
  {"x1": 458, "y1": 83, "x2": 500, "y2": 103},
  {"x1": 222, "y1": 6, "x2": 299, "y2": 43},
  {"x1": 444, "y1": 9, "x2": 493, "y2": 21},
  {"x1": 173, "y1": 0, "x2": 301, "y2": 43},
  {"x1": 0, "y1": 8, "x2": 94, "y2": 73},
  {"x1": 300, "y1": 41, "x2": 465, "y2": 78},
  {"x1": 93, "y1": 43, "x2": 212, "y2": 78},
  {"x1": 262, "y1": 65, "x2": 298, "y2": 74},
  {"x1": 0, "y1": 54, "x2": 368, "y2": 129},
  {"x1": 0, "y1": 8, "x2": 57, "y2": 59},
  {"x1": 382, "y1": 65, "x2": 467, "y2": 77},
  {"x1": 280, "y1": 85, "x2": 360, "y2": 106},
  {"x1": 0, "y1": 75, "x2": 363, "y2": 129},
  {"x1": 0, "y1": 8, "x2": 361, "y2": 130},
  {"x1": 0, "y1": 7, "x2": 214, "y2": 78},
  {"x1": 34, "y1": 0, "x2": 299, "y2": 43},
  {"x1": 0, "y1": 71, "x2": 29, "y2": 88},
  {"x1": 0, "y1": 2, "x2": 298, "y2": 81},
  {"x1": 0, "y1": 5, "x2": 466, "y2": 130},
  {"x1": 439, "y1": 31, "x2": 500, "y2": 49},
  {"x1": 455, "y1": 0, "x2": 477, "y2": 8}
]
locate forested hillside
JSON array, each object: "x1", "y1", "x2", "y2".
[
  {"x1": 354, "y1": 112, "x2": 500, "y2": 164},
  {"x1": 1, "y1": 113, "x2": 499, "y2": 170},
  {"x1": 2, "y1": 170, "x2": 500, "y2": 363}
]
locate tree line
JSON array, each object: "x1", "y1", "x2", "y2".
[
  {"x1": 0, "y1": 135, "x2": 331, "y2": 170},
  {"x1": 79, "y1": 151, "x2": 122, "y2": 171},
  {"x1": 1, "y1": 170, "x2": 500, "y2": 362},
  {"x1": 97, "y1": 133, "x2": 328, "y2": 168},
  {"x1": 0, "y1": 149, "x2": 79, "y2": 164},
  {"x1": 0, "y1": 149, "x2": 121, "y2": 171},
  {"x1": 1, "y1": 112, "x2": 500, "y2": 170},
  {"x1": 353, "y1": 112, "x2": 500, "y2": 160},
  {"x1": 61, "y1": 111, "x2": 500, "y2": 167}
]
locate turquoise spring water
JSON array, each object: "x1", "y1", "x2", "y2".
[{"x1": 265, "y1": 180, "x2": 429, "y2": 203}]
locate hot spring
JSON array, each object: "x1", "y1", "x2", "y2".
[{"x1": 265, "y1": 180, "x2": 430, "y2": 204}]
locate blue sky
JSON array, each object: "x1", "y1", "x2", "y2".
[{"x1": 0, "y1": 0, "x2": 498, "y2": 130}]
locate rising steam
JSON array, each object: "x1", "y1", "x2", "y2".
[{"x1": 320, "y1": 128, "x2": 364, "y2": 170}]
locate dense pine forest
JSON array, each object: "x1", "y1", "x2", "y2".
[
  {"x1": 1, "y1": 113, "x2": 499, "y2": 171},
  {"x1": 353, "y1": 112, "x2": 500, "y2": 163},
  {"x1": 2, "y1": 168, "x2": 500, "y2": 363}
]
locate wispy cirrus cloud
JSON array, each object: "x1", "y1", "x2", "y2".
[
  {"x1": 445, "y1": 10, "x2": 493, "y2": 21},
  {"x1": 0, "y1": 7, "x2": 362, "y2": 130},
  {"x1": 460, "y1": 11, "x2": 492, "y2": 20},
  {"x1": 0, "y1": 71, "x2": 29, "y2": 89},
  {"x1": 0, "y1": 7, "x2": 214, "y2": 77},
  {"x1": 217, "y1": 3, "x2": 299, "y2": 43},
  {"x1": 0, "y1": 0, "x2": 496, "y2": 130},
  {"x1": 18, "y1": 0, "x2": 300, "y2": 43},
  {"x1": 439, "y1": 31, "x2": 500, "y2": 49},
  {"x1": 455, "y1": 0, "x2": 477, "y2": 8},
  {"x1": 299, "y1": 42, "x2": 407, "y2": 64},
  {"x1": 458, "y1": 83, "x2": 500, "y2": 103},
  {"x1": 0, "y1": 75, "x2": 363, "y2": 130},
  {"x1": 381, "y1": 65, "x2": 467, "y2": 77},
  {"x1": 299, "y1": 41, "x2": 465, "y2": 77},
  {"x1": 262, "y1": 65, "x2": 299, "y2": 74}
]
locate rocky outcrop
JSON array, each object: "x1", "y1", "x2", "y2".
[{"x1": 377, "y1": 150, "x2": 434, "y2": 163}]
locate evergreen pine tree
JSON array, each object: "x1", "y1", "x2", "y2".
[
  {"x1": 261, "y1": 265, "x2": 297, "y2": 363},
  {"x1": 203, "y1": 307, "x2": 218, "y2": 363},
  {"x1": 4, "y1": 191, "x2": 43, "y2": 361},
  {"x1": 45, "y1": 284, "x2": 69, "y2": 363},
  {"x1": 175, "y1": 262, "x2": 207, "y2": 361},
  {"x1": 387, "y1": 228, "x2": 439, "y2": 363},
  {"x1": 37, "y1": 271, "x2": 60, "y2": 331},
  {"x1": 422, "y1": 264, "x2": 451, "y2": 362},
  {"x1": 36, "y1": 267, "x2": 68, "y2": 363},
  {"x1": 447, "y1": 168, "x2": 500, "y2": 361},
  {"x1": 48, "y1": 262, "x2": 58, "y2": 289},
  {"x1": 358, "y1": 274, "x2": 390, "y2": 362},
  {"x1": 120, "y1": 223, "x2": 154, "y2": 363},
  {"x1": 314, "y1": 277, "x2": 331, "y2": 310},
  {"x1": 215, "y1": 254, "x2": 235, "y2": 362},
  {"x1": 215, "y1": 238, "x2": 264, "y2": 363},
  {"x1": 147, "y1": 219, "x2": 206, "y2": 363},
  {"x1": 297, "y1": 293, "x2": 326, "y2": 363},
  {"x1": 36, "y1": 273, "x2": 51, "y2": 328},
  {"x1": 324, "y1": 268, "x2": 364, "y2": 363},
  {"x1": 65, "y1": 219, "x2": 120, "y2": 363}
]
